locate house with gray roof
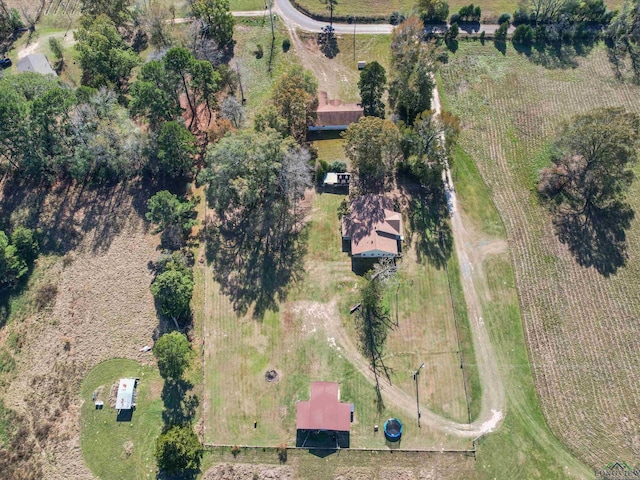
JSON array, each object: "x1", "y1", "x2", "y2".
[{"x1": 17, "y1": 54, "x2": 57, "y2": 76}]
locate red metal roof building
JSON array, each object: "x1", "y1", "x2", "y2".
[{"x1": 296, "y1": 382, "x2": 352, "y2": 432}]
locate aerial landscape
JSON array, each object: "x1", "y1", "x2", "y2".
[{"x1": 0, "y1": 0, "x2": 638, "y2": 479}]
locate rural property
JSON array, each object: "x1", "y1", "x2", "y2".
[{"x1": 0, "y1": 0, "x2": 639, "y2": 479}]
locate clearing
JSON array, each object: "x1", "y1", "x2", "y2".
[{"x1": 440, "y1": 40, "x2": 640, "y2": 470}]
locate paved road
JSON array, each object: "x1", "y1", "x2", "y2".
[{"x1": 273, "y1": 0, "x2": 515, "y2": 35}]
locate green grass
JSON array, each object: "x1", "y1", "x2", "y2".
[
  {"x1": 440, "y1": 40, "x2": 640, "y2": 471},
  {"x1": 230, "y1": 0, "x2": 266, "y2": 10},
  {"x1": 80, "y1": 359, "x2": 163, "y2": 480},
  {"x1": 443, "y1": 85, "x2": 591, "y2": 478},
  {"x1": 203, "y1": 177, "x2": 473, "y2": 449},
  {"x1": 233, "y1": 17, "x2": 299, "y2": 117},
  {"x1": 293, "y1": 0, "x2": 623, "y2": 21}
]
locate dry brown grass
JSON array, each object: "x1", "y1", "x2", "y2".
[
  {"x1": 0, "y1": 182, "x2": 160, "y2": 479},
  {"x1": 440, "y1": 42, "x2": 640, "y2": 468}
]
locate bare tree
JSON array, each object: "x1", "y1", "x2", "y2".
[{"x1": 219, "y1": 95, "x2": 245, "y2": 129}]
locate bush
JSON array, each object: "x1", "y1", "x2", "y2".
[
  {"x1": 255, "y1": 44, "x2": 264, "y2": 59},
  {"x1": 390, "y1": 11, "x2": 405, "y2": 25},
  {"x1": 328, "y1": 160, "x2": 347, "y2": 173},
  {"x1": 495, "y1": 21, "x2": 509, "y2": 41},
  {"x1": 448, "y1": 22, "x2": 459, "y2": 39},
  {"x1": 512, "y1": 8, "x2": 529, "y2": 25},
  {"x1": 449, "y1": 13, "x2": 461, "y2": 24},
  {"x1": 498, "y1": 13, "x2": 511, "y2": 25},
  {"x1": 316, "y1": 159, "x2": 329, "y2": 184},
  {"x1": 282, "y1": 38, "x2": 291, "y2": 52},
  {"x1": 278, "y1": 443, "x2": 287, "y2": 463},
  {"x1": 513, "y1": 24, "x2": 534, "y2": 44}
]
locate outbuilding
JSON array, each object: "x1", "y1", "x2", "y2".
[
  {"x1": 17, "y1": 54, "x2": 57, "y2": 76},
  {"x1": 115, "y1": 378, "x2": 138, "y2": 413},
  {"x1": 296, "y1": 382, "x2": 352, "y2": 448}
]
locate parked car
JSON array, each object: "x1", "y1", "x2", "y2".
[{"x1": 0, "y1": 58, "x2": 12, "y2": 70}]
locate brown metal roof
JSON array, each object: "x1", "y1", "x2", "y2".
[
  {"x1": 296, "y1": 382, "x2": 352, "y2": 432},
  {"x1": 341, "y1": 195, "x2": 402, "y2": 256},
  {"x1": 314, "y1": 91, "x2": 363, "y2": 127}
]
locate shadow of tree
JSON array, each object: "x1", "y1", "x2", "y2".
[
  {"x1": 204, "y1": 211, "x2": 309, "y2": 319},
  {"x1": 513, "y1": 35, "x2": 597, "y2": 69},
  {"x1": 317, "y1": 28, "x2": 339, "y2": 59},
  {"x1": 397, "y1": 175, "x2": 453, "y2": 269},
  {"x1": 553, "y1": 202, "x2": 634, "y2": 277},
  {"x1": 0, "y1": 177, "x2": 154, "y2": 256},
  {"x1": 161, "y1": 378, "x2": 199, "y2": 426}
]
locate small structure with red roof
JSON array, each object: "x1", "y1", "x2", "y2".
[{"x1": 296, "y1": 382, "x2": 352, "y2": 448}]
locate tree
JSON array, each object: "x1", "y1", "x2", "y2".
[
  {"x1": 494, "y1": 20, "x2": 509, "y2": 41},
  {"x1": 323, "y1": 0, "x2": 338, "y2": 26},
  {"x1": 49, "y1": 37, "x2": 64, "y2": 72},
  {"x1": 538, "y1": 108, "x2": 639, "y2": 274},
  {"x1": 605, "y1": 0, "x2": 640, "y2": 82},
  {"x1": 0, "y1": 73, "x2": 75, "y2": 179},
  {"x1": 151, "y1": 266, "x2": 194, "y2": 321},
  {"x1": 69, "y1": 89, "x2": 145, "y2": 182},
  {"x1": 191, "y1": 0, "x2": 235, "y2": 48},
  {"x1": 273, "y1": 66, "x2": 318, "y2": 143},
  {"x1": 0, "y1": 2, "x2": 24, "y2": 42},
  {"x1": 417, "y1": 0, "x2": 449, "y2": 22},
  {"x1": 153, "y1": 121, "x2": 197, "y2": 180},
  {"x1": 154, "y1": 331, "x2": 192, "y2": 379},
  {"x1": 521, "y1": 0, "x2": 565, "y2": 24},
  {"x1": 10, "y1": 227, "x2": 39, "y2": 264},
  {"x1": 388, "y1": 17, "x2": 437, "y2": 124},
  {"x1": 342, "y1": 116, "x2": 402, "y2": 192},
  {"x1": 219, "y1": 95, "x2": 244, "y2": 128},
  {"x1": 253, "y1": 105, "x2": 288, "y2": 136},
  {"x1": 0, "y1": 227, "x2": 38, "y2": 291},
  {"x1": 513, "y1": 24, "x2": 534, "y2": 45},
  {"x1": 358, "y1": 61, "x2": 386, "y2": 118},
  {"x1": 137, "y1": 0, "x2": 173, "y2": 49},
  {"x1": 80, "y1": 0, "x2": 132, "y2": 27},
  {"x1": 155, "y1": 424, "x2": 202, "y2": 474},
  {"x1": 74, "y1": 15, "x2": 140, "y2": 93},
  {"x1": 146, "y1": 191, "x2": 199, "y2": 249},
  {"x1": 129, "y1": 60, "x2": 182, "y2": 130}
]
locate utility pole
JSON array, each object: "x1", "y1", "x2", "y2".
[{"x1": 414, "y1": 362, "x2": 425, "y2": 427}]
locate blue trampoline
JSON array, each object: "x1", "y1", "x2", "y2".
[{"x1": 383, "y1": 418, "x2": 403, "y2": 441}]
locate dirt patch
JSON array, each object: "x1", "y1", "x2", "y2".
[
  {"x1": 202, "y1": 463, "x2": 295, "y2": 480},
  {"x1": 107, "y1": 382, "x2": 119, "y2": 408}
]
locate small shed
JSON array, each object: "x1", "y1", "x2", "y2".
[
  {"x1": 357, "y1": 61, "x2": 366, "y2": 70},
  {"x1": 115, "y1": 378, "x2": 138, "y2": 412},
  {"x1": 17, "y1": 54, "x2": 57, "y2": 76},
  {"x1": 323, "y1": 172, "x2": 351, "y2": 188}
]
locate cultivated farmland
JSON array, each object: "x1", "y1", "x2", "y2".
[{"x1": 440, "y1": 42, "x2": 640, "y2": 469}]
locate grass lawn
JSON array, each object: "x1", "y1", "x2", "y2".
[
  {"x1": 231, "y1": 0, "x2": 267, "y2": 10},
  {"x1": 292, "y1": 0, "x2": 623, "y2": 22},
  {"x1": 80, "y1": 359, "x2": 163, "y2": 480},
  {"x1": 202, "y1": 167, "x2": 474, "y2": 449},
  {"x1": 232, "y1": 17, "x2": 300, "y2": 117}
]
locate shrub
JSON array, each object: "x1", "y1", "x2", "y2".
[
  {"x1": 498, "y1": 13, "x2": 511, "y2": 25},
  {"x1": 329, "y1": 160, "x2": 347, "y2": 173},
  {"x1": 316, "y1": 159, "x2": 329, "y2": 185},
  {"x1": 480, "y1": 30, "x2": 485, "y2": 43},
  {"x1": 390, "y1": 11, "x2": 405, "y2": 25},
  {"x1": 255, "y1": 44, "x2": 264, "y2": 59},
  {"x1": 449, "y1": 13, "x2": 461, "y2": 24},
  {"x1": 282, "y1": 38, "x2": 291, "y2": 52},
  {"x1": 512, "y1": 8, "x2": 529, "y2": 25},
  {"x1": 278, "y1": 443, "x2": 287, "y2": 463},
  {"x1": 513, "y1": 24, "x2": 534, "y2": 45}
]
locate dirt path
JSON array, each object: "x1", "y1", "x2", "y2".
[{"x1": 17, "y1": 31, "x2": 76, "y2": 59}]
